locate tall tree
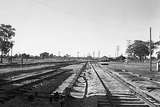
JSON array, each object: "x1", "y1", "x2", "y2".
[
  {"x1": 0, "y1": 24, "x2": 15, "y2": 63},
  {"x1": 126, "y1": 40, "x2": 149, "y2": 61},
  {"x1": 144, "y1": 41, "x2": 158, "y2": 55}
]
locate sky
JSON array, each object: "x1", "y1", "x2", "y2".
[{"x1": 0, "y1": 0, "x2": 160, "y2": 57}]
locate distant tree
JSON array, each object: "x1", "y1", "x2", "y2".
[
  {"x1": 126, "y1": 40, "x2": 149, "y2": 61},
  {"x1": 64, "y1": 54, "x2": 71, "y2": 58},
  {"x1": 144, "y1": 41, "x2": 158, "y2": 55},
  {"x1": 22, "y1": 53, "x2": 30, "y2": 60},
  {"x1": 34, "y1": 56, "x2": 40, "y2": 59},
  {"x1": 116, "y1": 55, "x2": 126, "y2": 61},
  {"x1": 0, "y1": 24, "x2": 15, "y2": 63},
  {"x1": 49, "y1": 54, "x2": 54, "y2": 58},
  {"x1": 14, "y1": 54, "x2": 19, "y2": 58},
  {"x1": 40, "y1": 52, "x2": 49, "y2": 59},
  {"x1": 86, "y1": 56, "x2": 92, "y2": 60},
  {"x1": 108, "y1": 57, "x2": 114, "y2": 61}
]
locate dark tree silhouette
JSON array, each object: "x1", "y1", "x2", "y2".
[
  {"x1": 0, "y1": 24, "x2": 15, "y2": 63},
  {"x1": 126, "y1": 40, "x2": 149, "y2": 61},
  {"x1": 40, "y1": 52, "x2": 49, "y2": 59}
]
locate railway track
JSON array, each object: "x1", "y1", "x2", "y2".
[
  {"x1": 0, "y1": 62, "x2": 77, "y2": 103},
  {"x1": 0, "y1": 63, "x2": 71, "y2": 86},
  {"x1": 62, "y1": 62, "x2": 88, "y2": 96},
  {"x1": 0, "y1": 61, "x2": 80, "y2": 79},
  {"x1": 3, "y1": 61, "x2": 159, "y2": 107},
  {"x1": 90, "y1": 62, "x2": 160, "y2": 107},
  {"x1": 0, "y1": 60, "x2": 77, "y2": 69},
  {"x1": 107, "y1": 68, "x2": 160, "y2": 91}
]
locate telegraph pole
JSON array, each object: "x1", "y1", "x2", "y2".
[{"x1": 149, "y1": 27, "x2": 152, "y2": 72}]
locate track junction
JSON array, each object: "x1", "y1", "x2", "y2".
[{"x1": 0, "y1": 61, "x2": 160, "y2": 107}]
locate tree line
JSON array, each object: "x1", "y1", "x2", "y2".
[
  {"x1": 126, "y1": 40, "x2": 159, "y2": 61},
  {"x1": 1, "y1": 24, "x2": 160, "y2": 63}
]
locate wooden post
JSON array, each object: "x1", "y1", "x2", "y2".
[{"x1": 150, "y1": 27, "x2": 152, "y2": 72}]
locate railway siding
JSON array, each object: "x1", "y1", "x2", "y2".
[
  {"x1": 98, "y1": 63, "x2": 160, "y2": 107},
  {"x1": 52, "y1": 63, "x2": 85, "y2": 94},
  {"x1": 0, "y1": 62, "x2": 78, "y2": 104},
  {"x1": 102, "y1": 64, "x2": 160, "y2": 103}
]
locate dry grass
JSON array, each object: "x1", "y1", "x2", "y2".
[{"x1": 104, "y1": 62, "x2": 160, "y2": 81}]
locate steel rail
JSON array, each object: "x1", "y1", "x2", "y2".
[
  {"x1": 0, "y1": 69, "x2": 72, "y2": 104},
  {"x1": 0, "y1": 63, "x2": 70, "y2": 86},
  {"x1": 98, "y1": 63, "x2": 159, "y2": 107},
  {"x1": 90, "y1": 62, "x2": 114, "y2": 107},
  {"x1": 63, "y1": 62, "x2": 88, "y2": 96},
  {"x1": 0, "y1": 62, "x2": 78, "y2": 103},
  {"x1": 5, "y1": 69, "x2": 71, "y2": 94},
  {"x1": 0, "y1": 61, "x2": 80, "y2": 78},
  {"x1": 0, "y1": 60, "x2": 79, "y2": 69}
]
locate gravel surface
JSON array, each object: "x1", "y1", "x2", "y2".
[{"x1": 102, "y1": 62, "x2": 160, "y2": 102}]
